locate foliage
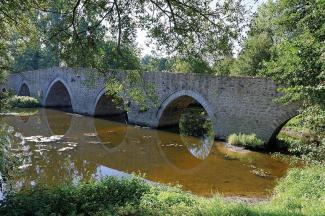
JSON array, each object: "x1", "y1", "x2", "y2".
[
  {"x1": 0, "y1": 124, "x2": 22, "y2": 193},
  {"x1": 233, "y1": 0, "x2": 325, "y2": 110},
  {"x1": 232, "y1": 32, "x2": 273, "y2": 76},
  {"x1": 228, "y1": 133, "x2": 264, "y2": 149},
  {"x1": 263, "y1": 166, "x2": 325, "y2": 215},
  {"x1": 0, "y1": 90, "x2": 11, "y2": 111},
  {"x1": 277, "y1": 112, "x2": 325, "y2": 165},
  {"x1": 7, "y1": 96, "x2": 40, "y2": 108},
  {"x1": 232, "y1": 0, "x2": 325, "y2": 151},
  {"x1": 1, "y1": 0, "x2": 248, "y2": 72},
  {"x1": 44, "y1": 0, "x2": 246, "y2": 62},
  {"x1": 1, "y1": 166, "x2": 325, "y2": 215},
  {"x1": 10, "y1": 45, "x2": 60, "y2": 73},
  {"x1": 179, "y1": 108, "x2": 214, "y2": 138},
  {"x1": 141, "y1": 55, "x2": 215, "y2": 75},
  {"x1": 171, "y1": 57, "x2": 213, "y2": 74},
  {"x1": 141, "y1": 55, "x2": 173, "y2": 72},
  {"x1": 0, "y1": 176, "x2": 150, "y2": 215},
  {"x1": 278, "y1": 134, "x2": 325, "y2": 165},
  {"x1": 102, "y1": 70, "x2": 159, "y2": 112},
  {"x1": 212, "y1": 57, "x2": 235, "y2": 76},
  {"x1": 230, "y1": 1, "x2": 276, "y2": 76},
  {"x1": 0, "y1": 0, "x2": 41, "y2": 75}
]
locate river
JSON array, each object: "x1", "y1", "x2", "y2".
[{"x1": 0, "y1": 108, "x2": 290, "y2": 198}]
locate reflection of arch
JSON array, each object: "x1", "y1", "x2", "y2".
[
  {"x1": 157, "y1": 90, "x2": 216, "y2": 130},
  {"x1": 155, "y1": 130, "x2": 210, "y2": 173},
  {"x1": 94, "y1": 118, "x2": 127, "y2": 150},
  {"x1": 19, "y1": 115, "x2": 30, "y2": 123},
  {"x1": 18, "y1": 83, "x2": 30, "y2": 96},
  {"x1": 92, "y1": 88, "x2": 127, "y2": 120},
  {"x1": 44, "y1": 109, "x2": 72, "y2": 136},
  {"x1": 44, "y1": 78, "x2": 73, "y2": 109}
]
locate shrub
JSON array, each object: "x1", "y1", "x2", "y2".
[
  {"x1": 7, "y1": 96, "x2": 40, "y2": 108},
  {"x1": 0, "y1": 176, "x2": 150, "y2": 215},
  {"x1": 227, "y1": 133, "x2": 264, "y2": 148}
]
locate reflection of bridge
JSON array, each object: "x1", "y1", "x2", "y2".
[
  {"x1": 2, "y1": 110, "x2": 288, "y2": 196},
  {"x1": 3, "y1": 67, "x2": 298, "y2": 145}
]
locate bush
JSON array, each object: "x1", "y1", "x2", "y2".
[
  {"x1": 227, "y1": 133, "x2": 264, "y2": 148},
  {"x1": 0, "y1": 176, "x2": 150, "y2": 215},
  {"x1": 7, "y1": 96, "x2": 40, "y2": 108},
  {"x1": 277, "y1": 134, "x2": 325, "y2": 165}
]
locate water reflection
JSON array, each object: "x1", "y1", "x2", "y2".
[
  {"x1": 44, "y1": 109, "x2": 72, "y2": 135},
  {"x1": 179, "y1": 107, "x2": 214, "y2": 160},
  {"x1": 94, "y1": 115, "x2": 127, "y2": 148},
  {"x1": 1, "y1": 108, "x2": 291, "y2": 197}
]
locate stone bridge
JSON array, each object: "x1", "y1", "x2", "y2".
[{"x1": 3, "y1": 67, "x2": 298, "y2": 146}]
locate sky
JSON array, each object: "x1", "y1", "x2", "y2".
[{"x1": 136, "y1": 0, "x2": 267, "y2": 57}]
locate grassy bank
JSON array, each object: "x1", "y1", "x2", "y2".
[{"x1": 0, "y1": 166, "x2": 324, "y2": 215}]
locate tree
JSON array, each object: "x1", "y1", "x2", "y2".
[
  {"x1": 141, "y1": 55, "x2": 172, "y2": 72},
  {"x1": 0, "y1": 1, "x2": 48, "y2": 77},
  {"x1": 212, "y1": 57, "x2": 235, "y2": 76},
  {"x1": 255, "y1": 0, "x2": 324, "y2": 140},
  {"x1": 263, "y1": 0, "x2": 325, "y2": 105},
  {"x1": 232, "y1": 32, "x2": 273, "y2": 76},
  {"x1": 32, "y1": 0, "x2": 247, "y2": 67},
  {"x1": 171, "y1": 57, "x2": 213, "y2": 74},
  {"x1": 230, "y1": 1, "x2": 277, "y2": 76}
]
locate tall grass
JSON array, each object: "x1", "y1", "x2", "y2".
[
  {"x1": 0, "y1": 166, "x2": 324, "y2": 215},
  {"x1": 228, "y1": 133, "x2": 264, "y2": 149}
]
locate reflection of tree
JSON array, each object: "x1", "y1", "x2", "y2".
[
  {"x1": 15, "y1": 141, "x2": 98, "y2": 189},
  {"x1": 0, "y1": 122, "x2": 25, "y2": 192},
  {"x1": 179, "y1": 108, "x2": 214, "y2": 160},
  {"x1": 0, "y1": 108, "x2": 104, "y2": 193}
]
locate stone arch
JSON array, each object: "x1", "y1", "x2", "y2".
[
  {"x1": 44, "y1": 78, "x2": 73, "y2": 109},
  {"x1": 156, "y1": 90, "x2": 217, "y2": 130},
  {"x1": 18, "y1": 82, "x2": 30, "y2": 96},
  {"x1": 92, "y1": 88, "x2": 127, "y2": 121},
  {"x1": 267, "y1": 108, "x2": 299, "y2": 147}
]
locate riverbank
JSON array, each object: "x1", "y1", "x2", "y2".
[{"x1": 0, "y1": 165, "x2": 324, "y2": 215}]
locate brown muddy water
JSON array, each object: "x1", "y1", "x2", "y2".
[{"x1": 0, "y1": 108, "x2": 291, "y2": 198}]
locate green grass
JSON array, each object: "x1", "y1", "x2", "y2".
[
  {"x1": 228, "y1": 133, "x2": 264, "y2": 149},
  {"x1": 0, "y1": 166, "x2": 324, "y2": 215},
  {"x1": 7, "y1": 96, "x2": 40, "y2": 108}
]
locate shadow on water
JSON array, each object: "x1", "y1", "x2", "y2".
[{"x1": 1, "y1": 108, "x2": 292, "y2": 198}]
